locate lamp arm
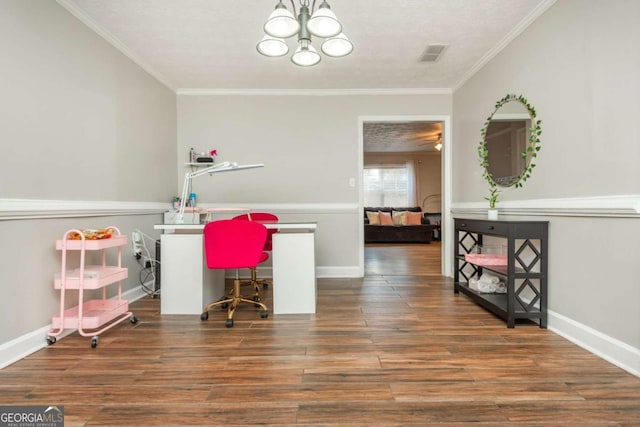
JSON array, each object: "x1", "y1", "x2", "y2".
[
  {"x1": 177, "y1": 172, "x2": 192, "y2": 224},
  {"x1": 175, "y1": 161, "x2": 265, "y2": 224}
]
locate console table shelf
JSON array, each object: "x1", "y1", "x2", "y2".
[{"x1": 454, "y1": 218, "x2": 548, "y2": 328}]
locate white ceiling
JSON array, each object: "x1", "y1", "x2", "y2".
[{"x1": 59, "y1": 0, "x2": 553, "y2": 92}]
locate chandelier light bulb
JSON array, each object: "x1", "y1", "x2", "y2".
[
  {"x1": 321, "y1": 32, "x2": 353, "y2": 57},
  {"x1": 264, "y1": 2, "x2": 300, "y2": 38},
  {"x1": 257, "y1": 35, "x2": 289, "y2": 57},
  {"x1": 291, "y1": 41, "x2": 321, "y2": 66},
  {"x1": 307, "y1": 1, "x2": 341, "y2": 38}
]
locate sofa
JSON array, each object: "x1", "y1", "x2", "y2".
[{"x1": 364, "y1": 207, "x2": 433, "y2": 243}]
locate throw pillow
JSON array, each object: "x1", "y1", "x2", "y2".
[
  {"x1": 378, "y1": 211, "x2": 393, "y2": 225},
  {"x1": 392, "y1": 210, "x2": 408, "y2": 225},
  {"x1": 407, "y1": 211, "x2": 423, "y2": 225},
  {"x1": 366, "y1": 211, "x2": 380, "y2": 225}
]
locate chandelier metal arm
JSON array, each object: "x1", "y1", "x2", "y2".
[
  {"x1": 297, "y1": 5, "x2": 311, "y2": 41},
  {"x1": 289, "y1": 0, "x2": 317, "y2": 15},
  {"x1": 289, "y1": 0, "x2": 297, "y2": 16}
]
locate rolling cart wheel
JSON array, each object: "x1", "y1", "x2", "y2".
[
  {"x1": 46, "y1": 337, "x2": 56, "y2": 345},
  {"x1": 91, "y1": 336, "x2": 98, "y2": 348},
  {"x1": 200, "y1": 312, "x2": 209, "y2": 321},
  {"x1": 225, "y1": 319, "x2": 234, "y2": 328},
  {"x1": 260, "y1": 310, "x2": 269, "y2": 319},
  {"x1": 130, "y1": 315, "x2": 139, "y2": 324}
]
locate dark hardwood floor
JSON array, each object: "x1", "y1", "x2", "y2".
[{"x1": 1, "y1": 243, "x2": 639, "y2": 426}]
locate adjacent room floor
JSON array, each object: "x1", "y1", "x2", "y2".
[{"x1": 0, "y1": 243, "x2": 639, "y2": 426}]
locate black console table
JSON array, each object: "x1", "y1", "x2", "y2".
[{"x1": 454, "y1": 218, "x2": 548, "y2": 328}]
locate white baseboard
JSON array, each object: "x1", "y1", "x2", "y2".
[
  {"x1": 0, "y1": 286, "x2": 148, "y2": 370},
  {"x1": 239, "y1": 265, "x2": 363, "y2": 279},
  {"x1": 548, "y1": 310, "x2": 640, "y2": 377},
  {"x1": 316, "y1": 266, "x2": 362, "y2": 278}
]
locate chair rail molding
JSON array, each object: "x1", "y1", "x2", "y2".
[
  {"x1": 0, "y1": 198, "x2": 168, "y2": 220},
  {"x1": 450, "y1": 194, "x2": 640, "y2": 218}
]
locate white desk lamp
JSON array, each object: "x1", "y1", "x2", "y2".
[{"x1": 177, "y1": 161, "x2": 264, "y2": 224}]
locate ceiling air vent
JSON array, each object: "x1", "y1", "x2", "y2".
[{"x1": 420, "y1": 44, "x2": 448, "y2": 62}]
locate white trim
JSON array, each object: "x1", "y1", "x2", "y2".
[
  {"x1": 548, "y1": 310, "x2": 640, "y2": 378},
  {"x1": 452, "y1": 0, "x2": 558, "y2": 92},
  {"x1": 0, "y1": 199, "x2": 168, "y2": 220},
  {"x1": 358, "y1": 115, "x2": 453, "y2": 279},
  {"x1": 253, "y1": 266, "x2": 361, "y2": 279},
  {"x1": 55, "y1": 0, "x2": 175, "y2": 91},
  {"x1": 316, "y1": 266, "x2": 361, "y2": 278},
  {"x1": 0, "y1": 200, "x2": 359, "y2": 219},
  {"x1": 0, "y1": 286, "x2": 147, "y2": 369},
  {"x1": 200, "y1": 202, "x2": 359, "y2": 214},
  {"x1": 177, "y1": 88, "x2": 452, "y2": 97},
  {"x1": 451, "y1": 195, "x2": 640, "y2": 218}
]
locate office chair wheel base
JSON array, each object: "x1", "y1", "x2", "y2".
[
  {"x1": 260, "y1": 310, "x2": 268, "y2": 319},
  {"x1": 225, "y1": 319, "x2": 234, "y2": 328},
  {"x1": 130, "y1": 315, "x2": 138, "y2": 324},
  {"x1": 263, "y1": 283, "x2": 269, "y2": 289},
  {"x1": 91, "y1": 336, "x2": 98, "y2": 348},
  {"x1": 200, "y1": 312, "x2": 209, "y2": 321}
]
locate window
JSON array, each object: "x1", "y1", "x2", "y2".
[{"x1": 363, "y1": 166, "x2": 410, "y2": 206}]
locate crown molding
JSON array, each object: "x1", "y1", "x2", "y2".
[
  {"x1": 452, "y1": 0, "x2": 558, "y2": 92},
  {"x1": 176, "y1": 88, "x2": 452, "y2": 97},
  {"x1": 56, "y1": 0, "x2": 176, "y2": 92},
  {"x1": 451, "y1": 194, "x2": 640, "y2": 218}
]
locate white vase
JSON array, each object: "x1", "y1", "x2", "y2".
[{"x1": 487, "y1": 209, "x2": 498, "y2": 220}]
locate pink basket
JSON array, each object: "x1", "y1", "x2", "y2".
[{"x1": 464, "y1": 254, "x2": 507, "y2": 266}]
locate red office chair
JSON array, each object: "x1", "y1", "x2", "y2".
[
  {"x1": 232, "y1": 212, "x2": 278, "y2": 300},
  {"x1": 200, "y1": 219, "x2": 268, "y2": 328}
]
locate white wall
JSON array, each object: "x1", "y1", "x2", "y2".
[
  {"x1": 452, "y1": 0, "x2": 640, "y2": 374},
  {"x1": 0, "y1": 1, "x2": 176, "y2": 364},
  {"x1": 178, "y1": 93, "x2": 452, "y2": 274},
  {"x1": 0, "y1": 1, "x2": 177, "y2": 201}
]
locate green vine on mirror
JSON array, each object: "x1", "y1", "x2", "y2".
[{"x1": 478, "y1": 93, "x2": 542, "y2": 207}]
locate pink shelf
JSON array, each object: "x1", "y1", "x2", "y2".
[
  {"x1": 464, "y1": 253, "x2": 507, "y2": 266},
  {"x1": 56, "y1": 235, "x2": 127, "y2": 251},
  {"x1": 54, "y1": 266, "x2": 128, "y2": 290},
  {"x1": 51, "y1": 299, "x2": 129, "y2": 330}
]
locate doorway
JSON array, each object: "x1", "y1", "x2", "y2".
[{"x1": 358, "y1": 115, "x2": 452, "y2": 278}]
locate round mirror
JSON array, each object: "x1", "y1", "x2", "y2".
[{"x1": 479, "y1": 94, "x2": 541, "y2": 188}]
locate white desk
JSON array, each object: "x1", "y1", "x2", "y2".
[{"x1": 154, "y1": 222, "x2": 317, "y2": 315}]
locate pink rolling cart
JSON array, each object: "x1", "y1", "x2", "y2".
[{"x1": 47, "y1": 226, "x2": 138, "y2": 348}]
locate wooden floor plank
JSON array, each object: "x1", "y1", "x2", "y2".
[{"x1": 0, "y1": 243, "x2": 638, "y2": 426}]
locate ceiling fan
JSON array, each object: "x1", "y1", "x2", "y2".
[{"x1": 417, "y1": 133, "x2": 443, "y2": 151}]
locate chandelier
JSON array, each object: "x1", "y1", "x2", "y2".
[{"x1": 257, "y1": 0, "x2": 353, "y2": 67}]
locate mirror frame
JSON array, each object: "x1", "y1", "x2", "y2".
[{"x1": 478, "y1": 94, "x2": 542, "y2": 194}]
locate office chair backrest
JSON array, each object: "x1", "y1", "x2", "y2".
[
  {"x1": 233, "y1": 212, "x2": 278, "y2": 251},
  {"x1": 203, "y1": 219, "x2": 267, "y2": 269}
]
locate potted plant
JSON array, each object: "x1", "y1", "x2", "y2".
[{"x1": 485, "y1": 183, "x2": 499, "y2": 220}]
